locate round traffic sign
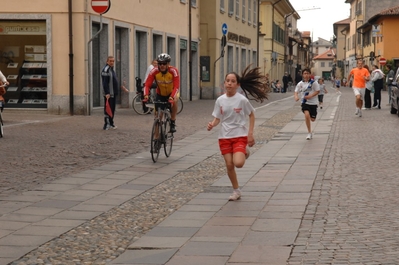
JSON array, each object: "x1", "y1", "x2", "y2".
[
  {"x1": 91, "y1": 0, "x2": 111, "y2": 14},
  {"x1": 379, "y1": 57, "x2": 386, "y2": 65}
]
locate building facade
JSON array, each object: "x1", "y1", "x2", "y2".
[
  {"x1": 200, "y1": 0, "x2": 259, "y2": 99},
  {"x1": 0, "y1": 0, "x2": 200, "y2": 115},
  {"x1": 259, "y1": 0, "x2": 299, "y2": 83},
  {"x1": 343, "y1": 0, "x2": 399, "y2": 72}
]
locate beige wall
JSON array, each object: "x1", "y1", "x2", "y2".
[
  {"x1": 0, "y1": 0, "x2": 200, "y2": 114},
  {"x1": 200, "y1": 0, "x2": 258, "y2": 99}
]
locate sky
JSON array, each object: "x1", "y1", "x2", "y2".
[{"x1": 288, "y1": 0, "x2": 350, "y2": 41}]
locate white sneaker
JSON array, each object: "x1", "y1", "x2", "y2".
[
  {"x1": 359, "y1": 109, "x2": 362, "y2": 117},
  {"x1": 229, "y1": 190, "x2": 241, "y2": 201},
  {"x1": 306, "y1": 133, "x2": 312, "y2": 140},
  {"x1": 355, "y1": 108, "x2": 359, "y2": 115},
  {"x1": 111, "y1": 125, "x2": 117, "y2": 130},
  {"x1": 245, "y1": 146, "x2": 250, "y2": 159}
]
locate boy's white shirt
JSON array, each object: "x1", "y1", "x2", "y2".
[{"x1": 294, "y1": 79, "x2": 320, "y2": 105}]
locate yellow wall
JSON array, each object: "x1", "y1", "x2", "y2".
[
  {"x1": 200, "y1": 0, "x2": 258, "y2": 98},
  {"x1": 0, "y1": 0, "x2": 200, "y2": 114}
]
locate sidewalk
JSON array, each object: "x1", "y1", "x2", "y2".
[
  {"x1": 1, "y1": 86, "x2": 381, "y2": 265},
  {"x1": 108, "y1": 91, "x2": 339, "y2": 265}
]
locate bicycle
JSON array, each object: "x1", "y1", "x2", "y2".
[
  {"x1": 132, "y1": 86, "x2": 184, "y2": 115},
  {"x1": 150, "y1": 101, "x2": 174, "y2": 163},
  {"x1": 0, "y1": 84, "x2": 6, "y2": 138}
]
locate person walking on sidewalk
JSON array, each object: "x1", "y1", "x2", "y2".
[
  {"x1": 363, "y1": 65, "x2": 372, "y2": 110},
  {"x1": 371, "y1": 65, "x2": 384, "y2": 109},
  {"x1": 318, "y1": 77, "x2": 328, "y2": 109},
  {"x1": 101, "y1": 56, "x2": 128, "y2": 130},
  {"x1": 294, "y1": 68, "x2": 320, "y2": 140},
  {"x1": 334, "y1": 77, "x2": 341, "y2": 94},
  {"x1": 282, "y1": 72, "x2": 289, "y2": 93},
  {"x1": 347, "y1": 60, "x2": 370, "y2": 117},
  {"x1": 207, "y1": 66, "x2": 268, "y2": 201},
  {"x1": 386, "y1": 64, "x2": 395, "y2": 105}
]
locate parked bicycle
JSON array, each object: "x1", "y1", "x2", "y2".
[
  {"x1": 0, "y1": 84, "x2": 6, "y2": 138},
  {"x1": 150, "y1": 101, "x2": 174, "y2": 163},
  {"x1": 132, "y1": 77, "x2": 183, "y2": 115}
]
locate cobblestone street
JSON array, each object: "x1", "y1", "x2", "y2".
[{"x1": 3, "y1": 86, "x2": 399, "y2": 265}]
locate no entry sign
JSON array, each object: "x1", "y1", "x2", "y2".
[
  {"x1": 379, "y1": 57, "x2": 386, "y2": 65},
  {"x1": 91, "y1": 0, "x2": 111, "y2": 14}
]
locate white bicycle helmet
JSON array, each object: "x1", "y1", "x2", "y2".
[{"x1": 157, "y1": 53, "x2": 171, "y2": 63}]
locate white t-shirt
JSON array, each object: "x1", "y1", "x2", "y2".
[
  {"x1": 212, "y1": 93, "x2": 255, "y2": 139},
  {"x1": 0, "y1": 71, "x2": 7, "y2": 83},
  {"x1": 294, "y1": 79, "x2": 320, "y2": 105},
  {"x1": 143, "y1": 65, "x2": 154, "y2": 83}
]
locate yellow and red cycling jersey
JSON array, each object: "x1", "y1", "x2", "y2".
[{"x1": 144, "y1": 66, "x2": 180, "y2": 98}]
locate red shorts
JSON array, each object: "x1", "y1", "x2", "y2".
[{"x1": 218, "y1": 137, "x2": 248, "y2": 155}]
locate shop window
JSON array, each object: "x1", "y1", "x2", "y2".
[{"x1": 0, "y1": 20, "x2": 47, "y2": 108}]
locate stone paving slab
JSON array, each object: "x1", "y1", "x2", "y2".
[{"x1": 0, "y1": 92, "x2": 342, "y2": 264}]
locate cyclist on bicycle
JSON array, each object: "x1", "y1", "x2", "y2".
[{"x1": 143, "y1": 53, "x2": 180, "y2": 133}]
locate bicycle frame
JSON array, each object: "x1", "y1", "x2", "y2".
[{"x1": 150, "y1": 101, "x2": 174, "y2": 162}]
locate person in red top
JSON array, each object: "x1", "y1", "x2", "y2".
[
  {"x1": 347, "y1": 59, "x2": 370, "y2": 117},
  {"x1": 143, "y1": 53, "x2": 180, "y2": 132}
]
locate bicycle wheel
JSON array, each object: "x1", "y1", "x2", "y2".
[
  {"x1": 163, "y1": 116, "x2": 173, "y2": 157},
  {"x1": 0, "y1": 112, "x2": 3, "y2": 138},
  {"x1": 150, "y1": 119, "x2": 161, "y2": 162},
  {"x1": 132, "y1": 94, "x2": 151, "y2": 115},
  {"x1": 177, "y1": 97, "x2": 183, "y2": 114}
]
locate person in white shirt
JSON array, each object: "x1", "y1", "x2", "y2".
[
  {"x1": 207, "y1": 66, "x2": 268, "y2": 201},
  {"x1": 294, "y1": 68, "x2": 320, "y2": 140},
  {"x1": 0, "y1": 71, "x2": 9, "y2": 112},
  {"x1": 144, "y1": 59, "x2": 158, "y2": 87},
  {"x1": 371, "y1": 65, "x2": 385, "y2": 109},
  {"x1": 0, "y1": 71, "x2": 9, "y2": 86}
]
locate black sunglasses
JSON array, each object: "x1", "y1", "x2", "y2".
[{"x1": 158, "y1": 62, "x2": 167, "y2": 66}]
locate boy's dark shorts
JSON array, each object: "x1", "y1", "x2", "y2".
[
  {"x1": 318, "y1": 94, "x2": 324, "y2": 103},
  {"x1": 301, "y1": 103, "x2": 318, "y2": 119}
]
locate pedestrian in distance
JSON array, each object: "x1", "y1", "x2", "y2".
[
  {"x1": 363, "y1": 65, "x2": 372, "y2": 110},
  {"x1": 207, "y1": 65, "x2": 268, "y2": 201},
  {"x1": 342, "y1": 77, "x2": 347, "y2": 87},
  {"x1": 335, "y1": 77, "x2": 341, "y2": 94},
  {"x1": 101, "y1": 55, "x2": 129, "y2": 130},
  {"x1": 282, "y1": 72, "x2": 289, "y2": 93},
  {"x1": 347, "y1": 59, "x2": 370, "y2": 117},
  {"x1": 294, "y1": 68, "x2": 320, "y2": 140},
  {"x1": 295, "y1": 70, "x2": 302, "y2": 85},
  {"x1": 371, "y1": 65, "x2": 384, "y2": 109},
  {"x1": 317, "y1": 77, "x2": 328, "y2": 109},
  {"x1": 386, "y1": 64, "x2": 395, "y2": 105}
]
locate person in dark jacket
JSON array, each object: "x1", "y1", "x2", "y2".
[
  {"x1": 101, "y1": 55, "x2": 128, "y2": 130},
  {"x1": 282, "y1": 72, "x2": 289, "y2": 93},
  {"x1": 295, "y1": 71, "x2": 302, "y2": 85},
  {"x1": 371, "y1": 65, "x2": 384, "y2": 109},
  {"x1": 386, "y1": 64, "x2": 395, "y2": 104}
]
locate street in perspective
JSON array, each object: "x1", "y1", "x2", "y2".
[{"x1": 1, "y1": 84, "x2": 399, "y2": 264}]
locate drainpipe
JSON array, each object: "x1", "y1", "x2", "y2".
[
  {"x1": 188, "y1": 1, "x2": 192, "y2": 101},
  {"x1": 87, "y1": 15, "x2": 104, "y2": 116},
  {"x1": 257, "y1": 0, "x2": 260, "y2": 67},
  {"x1": 68, "y1": 0, "x2": 74, "y2": 115}
]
